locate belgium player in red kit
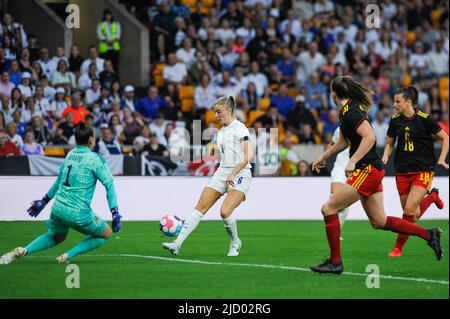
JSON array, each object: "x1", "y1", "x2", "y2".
[
  {"x1": 310, "y1": 76, "x2": 443, "y2": 275},
  {"x1": 383, "y1": 86, "x2": 449, "y2": 257}
]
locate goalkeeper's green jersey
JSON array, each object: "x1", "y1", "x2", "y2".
[{"x1": 46, "y1": 146, "x2": 118, "y2": 214}]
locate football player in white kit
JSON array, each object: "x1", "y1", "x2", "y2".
[
  {"x1": 163, "y1": 95, "x2": 253, "y2": 256},
  {"x1": 329, "y1": 127, "x2": 350, "y2": 238}
]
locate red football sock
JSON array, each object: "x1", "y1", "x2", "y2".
[
  {"x1": 324, "y1": 214, "x2": 341, "y2": 265},
  {"x1": 419, "y1": 193, "x2": 436, "y2": 218},
  {"x1": 384, "y1": 216, "x2": 430, "y2": 241},
  {"x1": 393, "y1": 214, "x2": 415, "y2": 251}
]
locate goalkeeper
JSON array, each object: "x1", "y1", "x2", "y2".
[{"x1": 0, "y1": 123, "x2": 122, "y2": 264}]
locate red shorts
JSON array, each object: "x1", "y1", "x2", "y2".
[
  {"x1": 346, "y1": 165, "x2": 385, "y2": 196},
  {"x1": 395, "y1": 171, "x2": 434, "y2": 196}
]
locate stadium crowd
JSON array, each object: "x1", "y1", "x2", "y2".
[{"x1": 1, "y1": 0, "x2": 449, "y2": 176}]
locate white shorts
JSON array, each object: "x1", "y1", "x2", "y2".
[
  {"x1": 331, "y1": 164, "x2": 347, "y2": 184},
  {"x1": 206, "y1": 167, "x2": 252, "y2": 198}
]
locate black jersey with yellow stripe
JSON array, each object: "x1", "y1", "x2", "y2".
[{"x1": 387, "y1": 109, "x2": 442, "y2": 173}]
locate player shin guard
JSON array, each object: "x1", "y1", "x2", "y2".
[
  {"x1": 67, "y1": 236, "x2": 109, "y2": 260},
  {"x1": 25, "y1": 232, "x2": 57, "y2": 255},
  {"x1": 324, "y1": 214, "x2": 341, "y2": 265},
  {"x1": 392, "y1": 214, "x2": 415, "y2": 251},
  {"x1": 338, "y1": 207, "x2": 349, "y2": 229},
  {"x1": 174, "y1": 210, "x2": 203, "y2": 246},
  {"x1": 384, "y1": 216, "x2": 430, "y2": 241},
  {"x1": 223, "y1": 215, "x2": 239, "y2": 242}
]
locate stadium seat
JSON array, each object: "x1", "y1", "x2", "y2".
[
  {"x1": 201, "y1": 0, "x2": 214, "y2": 8},
  {"x1": 153, "y1": 63, "x2": 164, "y2": 76},
  {"x1": 431, "y1": 9, "x2": 442, "y2": 29},
  {"x1": 439, "y1": 76, "x2": 449, "y2": 102},
  {"x1": 287, "y1": 87, "x2": 297, "y2": 98},
  {"x1": 181, "y1": 99, "x2": 194, "y2": 112},
  {"x1": 179, "y1": 85, "x2": 195, "y2": 100},
  {"x1": 402, "y1": 74, "x2": 412, "y2": 87},
  {"x1": 154, "y1": 75, "x2": 164, "y2": 88},
  {"x1": 122, "y1": 146, "x2": 134, "y2": 155},
  {"x1": 406, "y1": 31, "x2": 416, "y2": 45},
  {"x1": 44, "y1": 147, "x2": 66, "y2": 157},
  {"x1": 259, "y1": 98, "x2": 271, "y2": 111},
  {"x1": 247, "y1": 110, "x2": 266, "y2": 126},
  {"x1": 205, "y1": 110, "x2": 218, "y2": 126},
  {"x1": 317, "y1": 122, "x2": 324, "y2": 136}
]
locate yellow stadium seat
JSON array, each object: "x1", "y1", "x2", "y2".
[
  {"x1": 277, "y1": 123, "x2": 285, "y2": 143},
  {"x1": 153, "y1": 63, "x2": 164, "y2": 76},
  {"x1": 439, "y1": 77, "x2": 449, "y2": 102},
  {"x1": 287, "y1": 87, "x2": 297, "y2": 98},
  {"x1": 402, "y1": 74, "x2": 412, "y2": 87},
  {"x1": 181, "y1": 99, "x2": 194, "y2": 112},
  {"x1": 247, "y1": 110, "x2": 266, "y2": 126},
  {"x1": 317, "y1": 122, "x2": 324, "y2": 136},
  {"x1": 280, "y1": 160, "x2": 294, "y2": 176},
  {"x1": 431, "y1": 9, "x2": 442, "y2": 29},
  {"x1": 201, "y1": 0, "x2": 214, "y2": 8},
  {"x1": 205, "y1": 110, "x2": 218, "y2": 126},
  {"x1": 122, "y1": 146, "x2": 134, "y2": 154},
  {"x1": 155, "y1": 74, "x2": 164, "y2": 88},
  {"x1": 406, "y1": 31, "x2": 416, "y2": 46},
  {"x1": 44, "y1": 147, "x2": 66, "y2": 157},
  {"x1": 259, "y1": 98, "x2": 271, "y2": 111},
  {"x1": 179, "y1": 85, "x2": 195, "y2": 100}
]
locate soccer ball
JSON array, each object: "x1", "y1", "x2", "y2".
[{"x1": 159, "y1": 215, "x2": 183, "y2": 237}]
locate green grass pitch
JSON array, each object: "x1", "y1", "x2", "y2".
[{"x1": 0, "y1": 220, "x2": 448, "y2": 299}]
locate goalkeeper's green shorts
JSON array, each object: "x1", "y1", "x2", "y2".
[{"x1": 46, "y1": 203, "x2": 107, "y2": 236}]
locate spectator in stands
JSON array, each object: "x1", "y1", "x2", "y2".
[
  {"x1": 152, "y1": 0, "x2": 178, "y2": 61},
  {"x1": 31, "y1": 115, "x2": 51, "y2": 146},
  {"x1": 163, "y1": 53, "x2": 187, "y2": 87},
  {"x1": 17, "y1": 48, "x2": 32, "y2": 72},
  {"x1": 159, "y1": 122, "x2": 174, "y2": 147},
  {"x1": 22, "y1": 97, "x2": 44, "y2": 124},
  {"x1": 270, "y1": 84, "x2": 295, "y2": 117},
  {"x1": 1, "y1": 94, "x2": 12, "y2": 122},
  {"x1": 18, "y1": 71, "x2": 34, "y2": 98},
  {"x1": 137, "y1": 86, "x2": 172, "y2": 124},
  {"x1": 95, "y1": 123, "x2": 122, "y2": 156},
  {"x1": 297, "y1": 160, "x2": 312, "y2": 177},
  {"x1": 372, "y1": 109, "x2": 389, "y2": 148},
  {"x1": 109, "y1": 114, "x2": 124, "y2": 140},
  {"x1": 62, "y1": 91, "x2": 90, "y2": 124},
  {"x1": 77, "y1": 62, "x2": 98, "y2": 91},
  {"x1": 149, "y1": 112, "x2": 166, "y2": 140},
  {"x1": 39, "y1": 75, "x2": 56, "y2": 102},
  {"x1": 0, "y1": 128, "x2": 20, "y2": 156},
  {"x1": 409, "y1": 41, "x2": 428, "y2": 76},
  {"x1": 0, "y1": 109, "x2": 4, "y2": 130},
  {"x1": 97, "y1": 8, "x2": 121, "y2": 72},
  {"x1": 0, "y1": 48, "x2": 10, "y2": 73},
  {"x1": 27, "y1": 34, "x2": 40, "y2": 62},
  {"x1": 51, "y1": 59, "x2": 76, "y2": 93},
  {"x1": 85, "y1": 79, "x2": 101, "y2": 107},
  {"x1": 298, "y1": 124, "x2": 317, "y2": 145},
  {"x1": 176, "y1": 38, "x2": 196, "y2": 67},
  {"x1": 2, "y1": 34, "x2": 17, "y2": 60},
  {"x1": 122, "y1": 106, "x2": 143, "y2": 144},
  {"x1": 246, "y1": 61, "x2": 268, "y2": 97},
  {"x1": 107, "y1": 100, "x2": 123, "y2": 122},
  {"x1": 68, "y1": 45, "x2": 84, "y2": 76},
  {"x1": 280, "y1": 137, "x2": 300, "y2": 176},
  {"x1": 37, "y1": 47, "x2": 57, "y2": 79},
  {"x1": 98, "y1": 86, "x2": 112, "y2": 113},
  {"x1": 296, "y1": 41, "x2": 326, "y2": 83},
  {"x1": 51, "y1": 47, "x2": 69, "y2": 66},
  {"x1": 322, "y1": 109, "x2": 339, "y2": 144},
  {"x1": 10, "y1": 87, "x2": 25, "y2": 111},
  {"x1": 276, "y1": 47, "x2": 297, "y2": 87},
  {"x1": 99, "y1": 59, "x2": 119, "y2": 91},
  {"x1": 50, "y1": 127, "x2": 68, "y2": 146},
  {"x1": 49, "y1": 87, "x2": 68, "y2": 119},
  {"x1": 8, "y1": 59, "x2": 21, "y2": 86},
  {"x1": 305, "y1": 73, "x2": 328, "y2": 111},
  {"x1": 0, "y1": 71, "x2": 14, "y2": 98},
  {"x1": 5, "y1": 122, "x2": 23, "y2": 148},
  {"x1": 286, "y1": 94, "x2": 317, "y2": 137},
  {"x1": 141, "y1": 132, "x2": 168, "y2": 156},
  {"x1": 31, "y1": 61, "x2": 44, "y2": 83},
  {"x1": 0, "y1": 13, "x2": 28, "y2": 49},
  {"x1": 80, "y1": 45, "x2": 105, "y2": 76},
  {"x1": 427, "y1": 38, "x2": 449, "y2": 76},
  {"x1": 11, "y1": 109, "x2": 26, "y2": 137},
  {"x1": 20, "y1": 129, "x2": 44, "y2": 156},
  {"x1": 34, "y1": 85, "x2": 50, "y2": 116},
  {"x1": 133, "y1": 125, "x2": 151, "y2": 152},
  {"x1": 120, "y1": 85, "x2": 137, "y2": 112},
  {"x1": 109, "y1": 80, "x2": 121, "y2": 103},
  {"x1": 257, "y1": 105, "x2": 283, "y2": 129},
  {"x1": 216, "y1": 69, "x2": 240, "y2": 97}
]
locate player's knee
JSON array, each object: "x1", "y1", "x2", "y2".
[
  {"x1": 220, "y1": 207, "x2": 232, "y2": 219},
  {"x1": 100, "y1": 225, "x2": 112, "y2": 239},
  {"x1": 369, "y1": 219, "x2": 385, "y2": 229},
  {"x1": 195, "y1": 203, "x2": 208, "y2": 214},
  {"x1": 53, "y1": 233, "x2": 67, "y2": 244},
  {"x1": 403, "y1": 205, "x2": 417, "y2": 218},
  {"x1": 321, "y1": 202, "x2": 336, "y2": 216}
]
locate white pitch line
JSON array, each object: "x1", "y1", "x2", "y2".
[{"x1": 82, "y1": 253, "x2": 449, "y2": 285}]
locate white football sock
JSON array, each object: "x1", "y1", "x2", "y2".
[
  {"x1": 223, "y1": 215, "x2": 239, "y2": 242},
  {"x1": 174, "y1": 210, "x2": 203, "y2": 247},
  {"x1": 338, "y1": 207, "x2": 349, "y2": 229}
]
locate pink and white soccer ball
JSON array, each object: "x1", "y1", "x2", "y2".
[{"x1": 159, "y1": 215, "x2": 183, "y2": 237}]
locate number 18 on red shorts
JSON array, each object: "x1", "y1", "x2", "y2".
[{"x1": 395, "y1": 171, "x2": 434, "y2": 196}]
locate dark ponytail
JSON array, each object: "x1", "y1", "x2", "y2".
[
  {"x1": 395, "y1": 86, "x2": 418, "y2": 106},
  {"x1": 331, "y1": 76, "x2": 374, "y2": 112}
]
